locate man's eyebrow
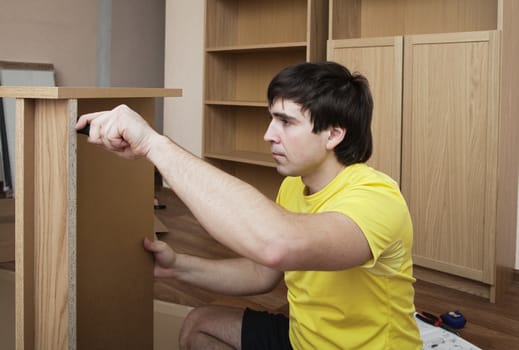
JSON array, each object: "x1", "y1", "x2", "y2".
[{"x1": 271, "y1": 111, "x2": 297, "y2": 120}]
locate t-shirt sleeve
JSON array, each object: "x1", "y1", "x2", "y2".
[{"x1": 324, "y1": 180, "x2": 412, "y2": 271}]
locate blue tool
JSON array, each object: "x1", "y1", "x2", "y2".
[{"x1": 440, "y1": 311, "x2": 466, "y2": 329}]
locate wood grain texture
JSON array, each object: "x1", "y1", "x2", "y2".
[
  {"x1": 328, "y1": 36, "x2": 403, "y2": 183},
  {"x1": 329, "y1": 0, "x2": 498, "y2": 40},
  {"x1": 33, "y1": 99, "x2": 75, "y2": 349},
  {"x1": 402, "y1": 31, "x2": 499, "y2": 290},
  {"x1": 0, "y1": 87, "x2": 181, "y2": 99}
]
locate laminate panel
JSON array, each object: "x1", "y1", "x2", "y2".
[
  {"x1": 328, "y1": 36, "x2": 403, "y2": 183},
  {"x1": 402, "y1": 31, "x2": 499, "y2": 284}
]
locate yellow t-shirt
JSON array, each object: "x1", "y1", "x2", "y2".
[{"x1": 276, "y1": 163, "x2": 422, "y2": 350}]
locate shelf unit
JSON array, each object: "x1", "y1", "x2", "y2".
[
  {"x1": 0, "y1": 87, "x2": 182, "y2": 349},
  {"x1": 327, "y1": 0, "x2": 518, "y2": 302},
  {"x1": 203, "y1": 0, "x2": 328, "y2": 198}
]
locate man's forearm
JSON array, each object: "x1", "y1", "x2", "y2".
[
  {"x1": 146, "y1": 135, "x2": 287, "y2": 267},
  {"x1": 173, "y1": 254, "x2": 281, "y2": 295}
]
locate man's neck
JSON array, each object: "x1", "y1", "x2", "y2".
[{"x1": 302, "y1": 161, "x2": 346, "y2": 195}]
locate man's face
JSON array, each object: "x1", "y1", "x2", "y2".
[{"x1": 264, "y1": 99, "x2": 331, "y2": 177}]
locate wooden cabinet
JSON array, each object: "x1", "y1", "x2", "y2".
[
  {"x1": 203, "y1": 0, "x2": 329, "y2": 198},
  {"x1": 327, "y1": 37, "x2": 403, "y2": 182},
  {"x1": 328, "y1": 0, "x2": 519, "y2": 302},
  {"x1": 0, "y1": 87, "x2": 182, "y2": 349}
]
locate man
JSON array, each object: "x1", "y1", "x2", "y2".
[{"x1": 77, "y1": 62, "x2": 422, "y2": 349}]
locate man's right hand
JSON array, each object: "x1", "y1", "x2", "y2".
[{"x1": 76, "y1": 104, "x2": 159, "y2": 160}]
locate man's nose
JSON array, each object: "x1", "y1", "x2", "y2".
[{"x1": 263, "y1": 120, "x2": 277, "y2": 142}]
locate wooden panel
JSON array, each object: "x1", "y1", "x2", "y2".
[
  {"x1": 205, "y1": 50, "x2": 306, "y2": 103},
  {"x1": 329, "y1": 0, "x2": 361, "y2": 40},
  {"x1": 205, "y1": 0, "x2": 240, "y2": 48},
  {"x1": 0, "y1": 87, "x2": 181, "y2": 99},
  {"x1": 15, "y1": 98, "x2": 35, "y2": 350},
  {"x1": 494, "y1": 0, "x2": 519, "y2": 302},
  {"x1": 211, "y1": 160, "x2": 283, "y2": 200},
  {"x1": 33, "y1": 99, "x2": 76, "y2": 349},
  {"x1": 204, "y1": 105, "x2": 274, "y2": 167},
  {"x1": 235, "y1": 0, "x2": 307, "y2": 45},
  {"x1": 306, "y1": 0, "x2": 329, "y2": 61},
  {"x1": 328, "y1": 36, "x2": 403, "y2": 183},
  {"x1": 233, "y1": 51, "x2": 306, "y2": 101},
  {"x1": 234, "y1": 109, "x2": 271, "y2": 154},
  {"x1": 402, "y1": 31, "x2": 500, "y2": 284},
  {"x1": 76, "y1": 98, "x2": 155, "y2": 350},
  {"x1": 206, "y1": 0, "x2": 308, "y2": 48},
  {"x1": 330, "y1": 0, "x2": 498, "y2": 39}
]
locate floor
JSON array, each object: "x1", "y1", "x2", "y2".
[{"x1": 153, "y1": 186, "x2": 519, "y2": 350}]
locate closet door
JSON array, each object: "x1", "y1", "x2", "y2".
[
  {"x1": 401, "y1": 31, "x2": 500, "y2": 284},
  {"x1": 328, "y1": 37, "x2": 403, "y2": 183}
]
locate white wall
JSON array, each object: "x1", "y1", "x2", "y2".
[{"x1": 163, "y1": 0, "x2": 205, "y2": 157}]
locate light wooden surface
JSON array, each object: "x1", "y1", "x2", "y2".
[
  {"x1": 0, "y1": 86, "x2": 181, "y2": 99},
  {"x1": 205, "y1": 0, "x2": 307, "y2": 48},
  {"x1": 33, "y1": 99, "x2": 76, "y2": 349},
  {"x1": 329, "y1": 0, "x2": 498, "y2": 40},
  {"x1": 4, "y1": 88, "x2": 182, "y2": 349},
  {"x1": 402, "y1": 31, "x2": 500, "y2": 295},
  {"x1": 327, "y1": 36, "x2": 403, "y2": 183}
]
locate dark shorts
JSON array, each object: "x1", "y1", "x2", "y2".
[{"x1": 241, "y1": 308, "x2": 293, "y2": 350}]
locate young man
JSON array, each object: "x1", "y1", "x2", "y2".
[{"x1": 77, "y1": 62, "x2": 422, "y2": 349}]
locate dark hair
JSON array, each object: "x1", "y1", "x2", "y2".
[{"x1": 267, "y1": 61, "x2": 373, "y2": 166}]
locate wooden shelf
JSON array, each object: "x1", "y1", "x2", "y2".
[
  {"x1": 206, "y1": 42, "x2": 307, "y2": 54},
  {"x1": 205, "y1": 0, "x2": 309, "y2": 47},
  {"x1": 203, "y1": 0, "x2": 328, "y2": 197},
  {"x1": 0, "y1": 87, "x2": 182, "y2": 348},
  {"x1": 0, "y1": 86, "x2": 182, "y2": 99},
  {"x1": 204, "y1": 151, "x2": 276, "y2": 168},
  {"x1": 205, "y1": 100, "x2": 268, "y2": 108}
]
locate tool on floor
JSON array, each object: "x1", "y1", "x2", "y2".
[
  {"x1": 416, "y1": 311, "x2": 460, "y2": 336},
  {"x1": 440, "y1": 310, "x2": 466, "y2": 329}
]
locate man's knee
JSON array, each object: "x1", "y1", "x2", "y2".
[
  {"x1": 179, "y1": 307, "x2": 206, "y2": 348},
  {"x1": 179, "y1": 305, "x2": 244, "y2": 349}
]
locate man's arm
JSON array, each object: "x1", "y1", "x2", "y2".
[
  {"x1": 77, "y1": 105, "x2": 372, "y2": 271},
  {"x1": 143, "y1": 237, "x2": 283, "y2": 295}
]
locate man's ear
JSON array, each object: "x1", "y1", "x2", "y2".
[{"x1": 326, "y1": 126, "x2": 346, "y2": 150}]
